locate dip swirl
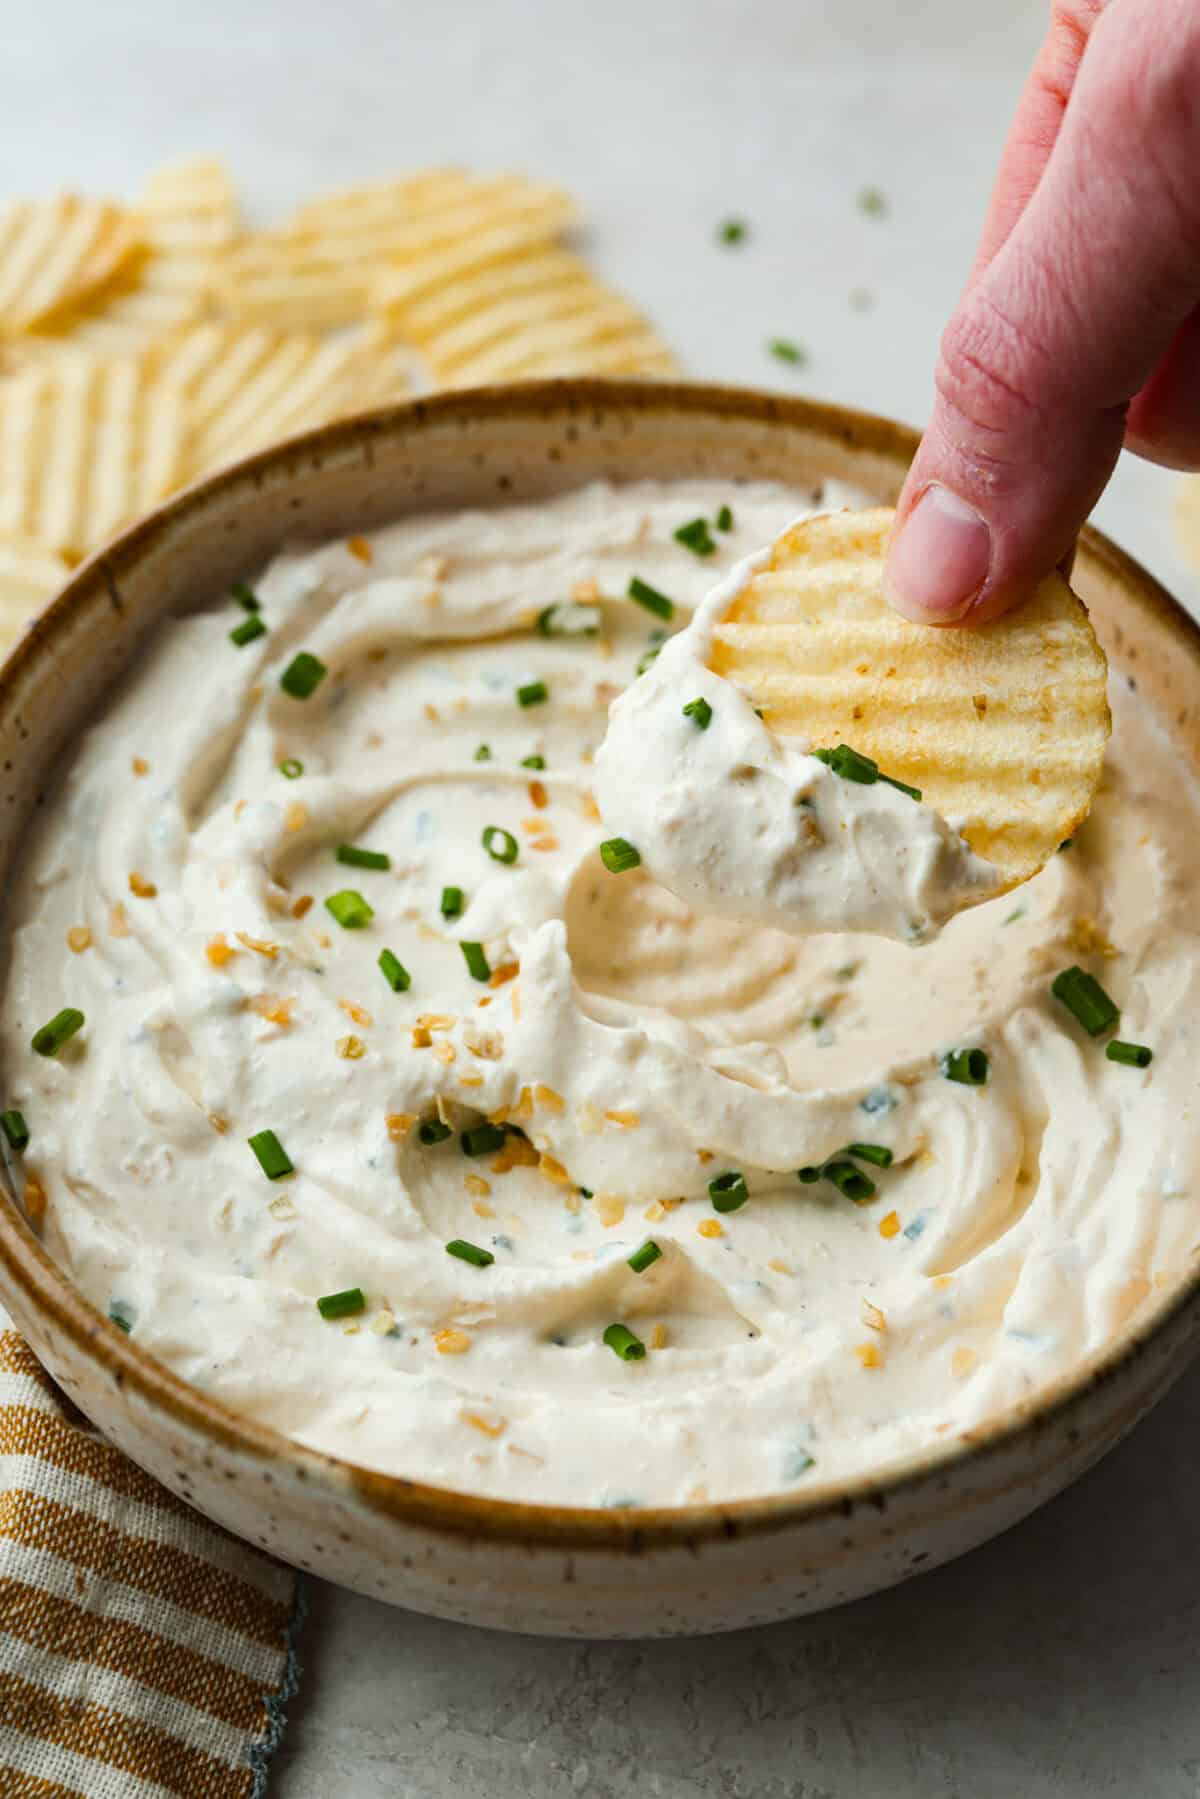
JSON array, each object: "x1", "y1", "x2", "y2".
[{"x1": 1, "y1": 480, "x2": 1192, "y2": 1508}]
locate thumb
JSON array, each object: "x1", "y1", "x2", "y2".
[{"x1": 885, "y1": 0, "x2": 1200, "y2": 626}]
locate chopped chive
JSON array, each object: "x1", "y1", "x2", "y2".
[
  {"x1": 674, "y1": 517, "x2": 717, "y2": 558},
  {"x1": 813, "y1": 743, "x2": 921, "y2": 802},
  {"x1": 474, "y1": 743, "x2": 492, "y2": 762},
  {"x1": 31, "y1": 1009, "x2": 84, "y2": 1058},
  {"x1": 231, "y1": 580, "x2": 260, "y2": 611},
  {"x1": 1058, "y1": 838, "x2": 1074, "y2": 853},
  {"x1": 446, "y1": 1238, "x2": 494, "y2": 1268},
  {"x1": 768, "y1": 338, "x2": 807, "y2": 365},
  {"x1": 440, "y1": 885, "x2": 465, "y2": 919},
  {"x1": 857, "y1": 186, "x2": 887, "y2": 216},
  {"x1": 460, "y1": 941, "x2": 490, "y2": 982},
  {"x1": 718, "y1": 218, "x2": 747, "y2": 245},
  {"x1": 280, "y1": 651, "x2": 327, "y2": 699},
  {"x1": 797, "y1": 1166, "x2": 821, "y2": 1184},
  {"x1": 108, "y1": 1303, "x2": 133, "y2": 1334},
  {"x1": 517, "y1": 680, "x2": 548, "y2": 708},
  {"x1": 229, "y1": 614, "x2": 267, "y2": 647},
  {"x1": 847, "y1": 1142, "x2": 893, "y2": 1168},
  {"x1": 538, "y1": 601, "x2": 602, "y2": 637},
  {"x1": 823, "y1": 1159, "x2": 876, "y2": 1203},
  {"x1": 336, "y1": 844, "x2": 390, "y2": 871},
  {"x1": 600, "y1": 838, "x2": 641, "y2": 874},
  {"x1": 521, "y1": 754, "x2": 546, "y2": 770},
  {"x1": 279, "y1": 757, "x2": 304, "y2": 779},
  {"x1": 628, "y1": 1239, "x2": 662, "y2": 1274},
  {"x1": 325, "y1": 889, "x2": 374, "y2": 929},
  {"x1": 378, "y1": 948, "x2": 410, "y2": 992},
  {"x1": 462, "y1": 1122, "x2": 507, "y2": 1157},
  {"x1": 1106, "y1": 1040, "x2": 1153, "y2": 1068},
  {"x1": 0, "y1": 1110, "x2": 29, "y2": 1152},
  {"x1": 636, "y1": 643, "x2": 663, "y2": 676},
  {"x1": 248, "y1": 1129, "x2": 293, "y2": 1180},
  {"x1": 1052, "y1": 965, "x2": 1119, "y2": 1037},
  {"x1": 716, "y1": 505, "x2": 734, "y2": 532},
  {"x1": 682, "y1": 696, "x2": 713, "y2": 730},
  {"x1": 418, "y1": 1118, "x2": 452, "y2": 1145},
  {"x1": 709, "y1": 1169, "x2": 748, "y2": 1213},
  {"x1": 942, "y1": 1047, "x2": 989, "y2": 1086},
  {"x1": 628, "y1": 576, "x2": 674, "y2": 621},
  {"x1": 317, "y1": 1287, "x2": 365, "y2": 1320},
  {"x1": 603, "y1": 1322, "x2": 646, "y2": 1362},
  {"x1": 482, "y1": 826, "x2": 519, "y2": 865}
]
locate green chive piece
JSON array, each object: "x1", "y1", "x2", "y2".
[
  {"x1": 325, "y1": 889, "x2": 374, "y2": 929},
  {"x1": 628, "y1": 1240, "x2": 662, "y2": 1274},
  {"x1": 446, "y1": 1238, "x2": 494, "y2": 1268},
  {"x1": 229, "y1": 614, "x2": 267, "y2": 647},
  {"x1": 628, "y1": 576, "x2": 674, "y2": 621},
  {"x1": 248, "y1": 1129, "x2": 293, "y2": 1180},
  {"x1": 716, "y1": 505, "x2": 734, "y2": 532},
  {"x1": 440, "y1": 886, "x2": 465, "y2": 919},
  {"x1": 521, "y1": 754, "x2": 546, "y2": 770},
  {"x1": 600, "y1": 838, "x2": 641, "y2": 874},
  {"x1": 682, "y1": 696, "x2": 713, "y2": 730},
  {"x1": 636, "y1": 643, "x2": 663, "y2": 676},
  {"x1": 280, "y1": 651, "x2": 327, "y2": 699},
  {"x1": 474, "y1": 743, "x2": 493, "y2": 761},
  {"x1": 462, "y1": 1122, "x2": 507, "y2": 1157},
  {"x1": 537, "y1": 601, "x2": 602, "y2": 637},
  {"x1": 823, "y1": 1159, "x2": 876, "y2": 1204},
  {"x1": 517, "y1": 680, "x2": 548, "y2": 708},
  {"x1": 378, "y1": 948, "x2": 410, "y2": 992},
  {"x1": 482, "y1": 826, "x2": 519, "y2": 865},
  {"x1": 718, "y1": 218, "x2": 747, "y2": 245},
  {"x1": 418, "y1": 1119, "x2": 452, "y2": 1145},
  {"x1": 768, "y1": 338, "x2": 807, "y2": 365},
  {"x1": 1106, "y1": 1040, "x2": 1153, "y2": 1068},
  {"x1": 674, "y1": 517, "x2": 717, "y2": 558},
  {"x1": 317, "y1": 1287, "x2": 365, "y2": 1321},
  {"x1": 1052, "y1": 965, "x2": 1120, "y2": 1037},
  {"x1": 857, "y1": 186, "x2": 887, "y2": 216},
  {"x1": 109, "y1": 1303, "x2": 133, "y2": 1334},
  {"x1": 31, "y1": 1009, "x2": 84, "y2": 1058},
  {"x1": 603, "y1": 1322, "x2": 646, "y2": 1362},
  {"x1": 847, "y1": 1142, "x2": 893, "y2": 1168},
  {"x1": 336, "y1": 844, "x2": 390, "y2": 871},
  {"x1": 1058, "y1": 838, "x2": 1074, "y2": 853},
  {"x1": 797, "y1": 1166, "x2": 821, "y2": 1184},
  {"x1": 279, "y1": 757, "x2": 303, "y2": 779},
  {"x1": 709, "y1": 1169, "x2": 748, "y2": 1213},
  {"x1": 942, "y1": 1047, "x2": 990, "y2": 1086},
  {"x1": 231, "y1": 580, "x2": 260, "y2": 611},
  {"x1": 460, "y1": 941, "x2": 491, "y2": 982},
  {"x1": 813, "y1": 743, "x2": 921, "y2": 802},
  {"x1": 0, "y1": 1110, "x2": 29, "y2": 1152}
]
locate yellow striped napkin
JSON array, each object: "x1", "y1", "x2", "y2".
[{"x1": 0, "y1": 1310, "x2": 304, "y2": 1796}]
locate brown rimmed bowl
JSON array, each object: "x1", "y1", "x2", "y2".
[{"x1": 0, "y1": 379, "x2": 1197, "y2": 1637}]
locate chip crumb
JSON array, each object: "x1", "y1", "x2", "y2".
[
  {"x1": 386, "y1": 1112, "x2": 415, "y2": 1140},
  {"x1": 651, "y1": 1324, "x2": 668, "y2": 1350},
  {"x1": 66, "y1": 925, "x2": 92, "y2": 954},
  {"x1": 862, "y1": 1300, "x2": 887, "y2": 1333},
  {"x1": 435, "y1": 1327, "x2": 472, "y2": 1355},
  {"x1": 132, "y1": 756, "x2": 149, "y2": 776},
  {"x1": 539, "y1": 1153, "x2": 571, "y2": 1186},
  {"x1": 593, "y1": 1193, "x2": 625, "y2": 1227},
  {"x1": 336, "y1": 1033, "x2": 367, "y2": 1060},
  {"x1": 461, "y1": 1410, "x2": 506, "y2": 1437},
  {"x1": 432, "y1": 1040, "x2": 456, "y2": 1065},
  {"x1": 529, "y1": 779, "x2": 548, "y2": 809},
  {"x1": 606, "y1": 1109, "x2": 639, "y2": 1129},
  {"x1": 411, "y1": 1025, "x2": 432, "y2": 1049},
  {"x1": 879, "y1": 1210, "x2": 901, "y2": 1239},
  {"x1": 208, "y1": 1113, "x2": 229, "y2": 1134},
  {"x1": 952, "y1": 1345, "x2": 978, "y2": 1379},
  {"x1": 22, "y1": 1177, "x2": 47, "y2": 1223},
  {"x1": 128, "y1": 871, "x2": 157, "y2": 899},
  {"x1": 855, "y1": 1342, "x2": 881, "y2": 1369},
  {"x1": 236, "y1": 932, "x2": 279, "y2": 959},
  {"x1": 768, "y1": 1257, "x2": 793, "y2": 1276},
  {"x1": 340, "y1": 997, "x2": 372, "y2": 1028},
  {"x1": 534, "y1": 1083, "x2": 565, "y2": 1113},
  {"x1": 291, "y1": 894, "x2": 314, "y2": 919},
  {"x1": 109, "y1": 902, "x2": 130, "y2": 938},
  {"x1": 284, "y1": 801, "x2": 307, "y2": 833},
  {"x1": 247, "y1": 994, "x2": 295, "y2": 1027},
  {"x1": 488, "y1": 963, "x2": 519, "y2": 989},
  {"x1": 347, "y1": 535, "x2": 373, "y2": 564},
  {"x1": 698, "y1": 1219, "x2": 723, "y2": 1239}
]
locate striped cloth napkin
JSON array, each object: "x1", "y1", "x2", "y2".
[{"x1": 0, "y1": 1308, "x2": 305, "y2": 1796}]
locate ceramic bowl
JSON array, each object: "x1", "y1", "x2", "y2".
[{"x1": 1, "y1": 380, "x2": 1198, "y2": 1638}]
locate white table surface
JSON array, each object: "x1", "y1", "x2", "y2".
[{"x1": 10, "y1": 1, "x2": 1200, "y2": 1793}]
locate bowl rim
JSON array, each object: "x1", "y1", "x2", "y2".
[{"x1": 3, "y1": 374, "x2": 1199, "y2": 1553}]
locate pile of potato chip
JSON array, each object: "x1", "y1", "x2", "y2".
[{"x1": 0, "y1": 158, "x2": 676, "y2": 647}]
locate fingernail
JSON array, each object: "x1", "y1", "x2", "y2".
[{"x1": 884, "y1": 485, "x2": 992, "y2": 623}]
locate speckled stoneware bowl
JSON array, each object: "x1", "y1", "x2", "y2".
[{"x1": 1, "y1": 380, "x2": 1198, "y2": 1638}]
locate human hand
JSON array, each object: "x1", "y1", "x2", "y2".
[{"x1": 884, "y1": 0, "x2": 1200, "y2": 626}]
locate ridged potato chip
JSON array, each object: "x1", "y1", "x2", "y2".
[
  {"x1": 13, "y1": 159, "x2": 239, "y2": 358},
  {"x1": 0, "y1": 196, "x2": 143, "y2": 333},
  {"x1": 375, "y1": 243, "x2": 674, "y2": 386},
  {"x1": 709, "y1": 507, "x2": 1110, "y2": 880},
  {"x1": 0, "y1": 354, "x2": 184, "y2": 558},
  {"x1": 0, "y1": 539, "x2": 70, "y2": 653}
]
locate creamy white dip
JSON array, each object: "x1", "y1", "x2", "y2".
[{"x1": 1, "y1": 479, "x2": 1194, "y2": 1509}]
